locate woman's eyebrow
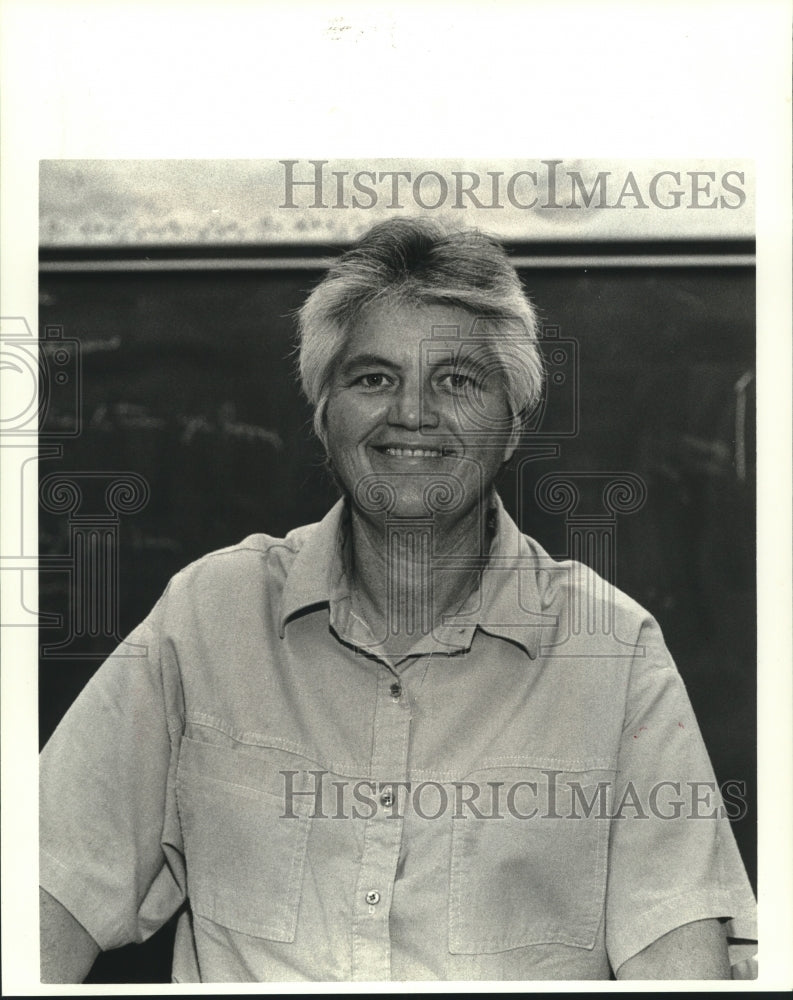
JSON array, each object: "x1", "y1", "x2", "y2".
[
  {"x1": 338, "y1": 352, "x2": 400, "y2": 374},
  {"x1": 426, "y1": 349, "x2": 486, "y2": 371}
]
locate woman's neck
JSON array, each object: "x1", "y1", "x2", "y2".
[{"x1": 345, "y1": 495, "x2": 496, "y2": 641}]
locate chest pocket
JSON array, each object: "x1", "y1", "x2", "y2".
[
  {"x1": 448, "y1": 765, "x2": 613, "y2": 954},
  {"x1": 176, "y1": 736, "x2": 312, "y2": 941}
]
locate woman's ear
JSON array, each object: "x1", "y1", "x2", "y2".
[{"x1": 502, "y1": 413, "x2": 522, "y2": 465}]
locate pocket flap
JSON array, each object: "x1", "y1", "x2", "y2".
[{"x1": 176, "y1": 737, "x2": 311, "y2": 941}]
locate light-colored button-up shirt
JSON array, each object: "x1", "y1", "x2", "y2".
[{"x1": 40, "y1": 497, "x2": 757, "y2": 981}]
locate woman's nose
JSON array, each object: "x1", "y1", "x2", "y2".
[{"x1": 387, "y1": 379, "x2": 439, "y2": 430}]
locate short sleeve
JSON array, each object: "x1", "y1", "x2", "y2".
[
  {"x1": 39, "y1": 592, "x2": 187, "y2": 951},
  {"x1": 604, "y1": 616, "x2": 757, "y2": 974}
]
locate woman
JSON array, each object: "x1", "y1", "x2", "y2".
[{"x1": 40, "y1": 218, "x2": 756, "y2": 981}]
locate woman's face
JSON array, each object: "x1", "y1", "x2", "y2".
[{"x1": 324, "y1": 300, "x2": 517, "y2": 524}]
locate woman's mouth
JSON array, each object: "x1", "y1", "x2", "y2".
[
  {"x1": 384, "y1": 446, "x2": 442, "y2": 457},
  {"x1": 373, "y1": 444, "x2": 459, "y2": 459}
]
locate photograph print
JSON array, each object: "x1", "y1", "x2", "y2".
[{"x1": 34, "y1": 157, "x2": 758, "y2": 983}]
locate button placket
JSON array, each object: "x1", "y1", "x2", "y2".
[{"x1": 351, "y1": 669, "x2": 412, "y2": 981}]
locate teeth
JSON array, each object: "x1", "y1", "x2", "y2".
[{"x1": 383, "y1": 447, "x2": 445, "y2": 457}]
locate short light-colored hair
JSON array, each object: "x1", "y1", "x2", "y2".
[{"x1": 297, "y1": 217, "x2": 544, "y2": 444}]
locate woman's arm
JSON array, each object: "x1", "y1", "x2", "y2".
[
  {"x1": 40, "y1": 886, "x2": 100, "y2": 984},
  {"x1": 616, "y1": 917, "x2": 730, "y2": 980}
]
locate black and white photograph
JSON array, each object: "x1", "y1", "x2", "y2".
[{"x1": 1, "y1": 3, "x2": 791, "y2": 994}]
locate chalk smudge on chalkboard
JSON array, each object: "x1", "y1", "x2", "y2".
[{"x1": 77, "y1": 401, "x2": 283, "y2": 450}]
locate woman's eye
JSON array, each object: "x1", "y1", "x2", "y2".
[
  {"x1": 438, "y1": 371, "x2": 475, "y2": 391},
  {"x1": 356, "y1": 373, "x2": 391, "y2": 389}
]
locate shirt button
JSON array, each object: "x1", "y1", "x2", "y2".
[
  {"x1": 380, "y1": 791, "x2": 394, "y2": 807},
  {"x1": 390, "y1": 682, "x2": 402, "y2": 699},
  {"x1": 365, "y1": 890, "x2": 381, "y2": 905}
]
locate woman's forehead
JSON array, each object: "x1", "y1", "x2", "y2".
[{"x1": 343, "y1": 300, "x2": 489, "y2": 359}]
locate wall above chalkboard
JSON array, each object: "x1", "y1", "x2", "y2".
[{"x1": 40, "y1": 159, "x2": 755, "y2": 249}]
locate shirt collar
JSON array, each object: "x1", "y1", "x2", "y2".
[
  {"x1": 278, "y1": 495, "x2": 548, "y2": 660},
  {"x1": 449, "y1": 493, "x2": 548, "y2": 660},
  {"x1": 278, "y1": 500, "x2": 347, "y2": 637}
]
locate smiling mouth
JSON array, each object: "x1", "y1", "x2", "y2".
[{"x1": 374, "y1": 445, "x2": 458, "y2": 458}]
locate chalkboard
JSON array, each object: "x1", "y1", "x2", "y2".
[{"x1": 38, "y1": 253, "x2": 756, "y2": 980}]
